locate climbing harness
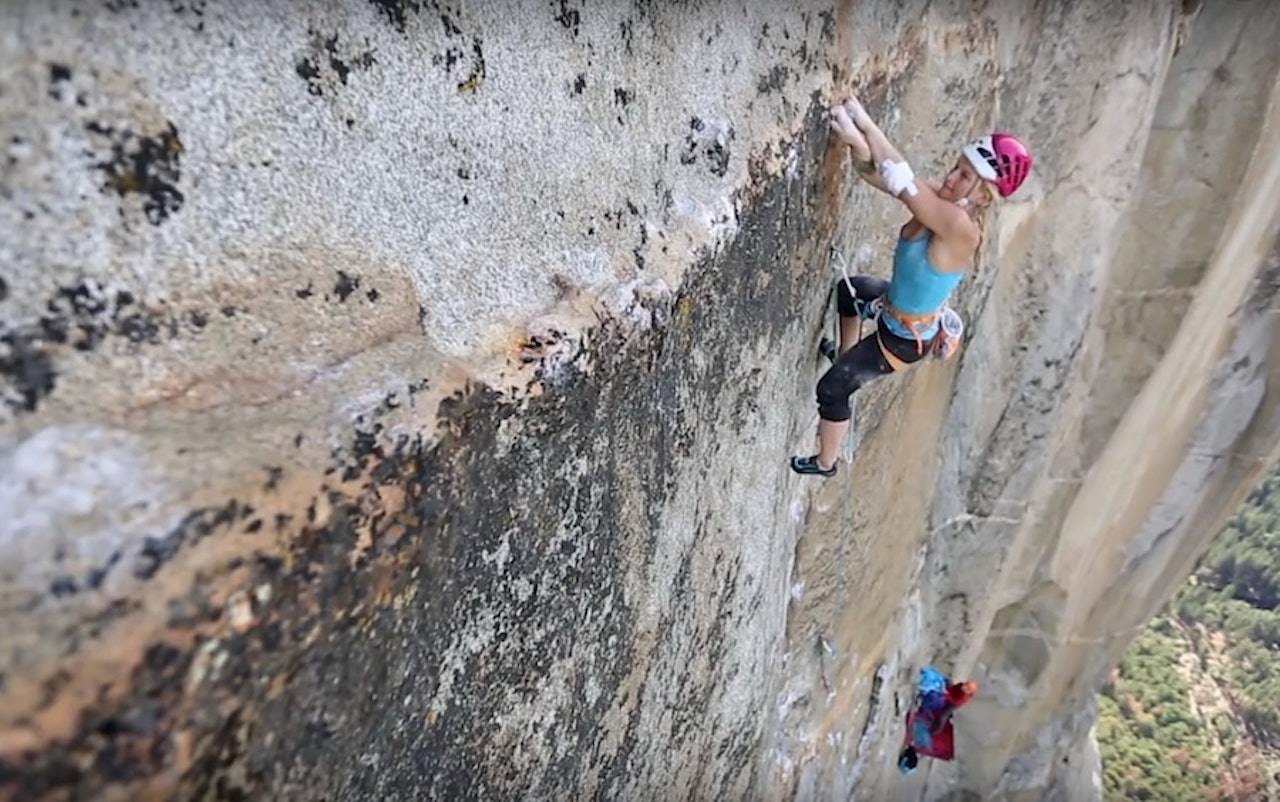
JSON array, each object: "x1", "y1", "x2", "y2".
[
  {"x1": 865, "y1": 297, "x2": 964, "y2": 372},
  {"x1": 833, "y1": 245, "x2": 964, "y2": 371}
]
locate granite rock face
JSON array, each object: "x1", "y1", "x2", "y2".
[{"x1": 2, "y1": 1, "x2": 1279, "y2": 800}]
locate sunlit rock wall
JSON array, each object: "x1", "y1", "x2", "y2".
[
  {"x1": 2, "y1": 1, "x2": 1279, "y2": 801},
  {"x1": 772, "y1": 1, "x2": 1280, "y2": 801}
]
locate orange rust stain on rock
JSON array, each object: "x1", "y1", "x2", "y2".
[
  {"x1": 350, "y1": 482, "x2": 409, "y2": 569},
  {"x1": 0, "y1": 437, "x2": 425, "y2": 765},
  {"x1": 829, "y1": 0, "x2": 858, "y2": 94},
  {"x1": 941, "y1": 19, "x2": 998, "y2": 56},
  {"x1": 0, "y1": 243, "x2": 503, "y2": 801},
  {"x1": 167, "y1": 728, "x2": 197, "y2": 787},
  {"x1": 126, "y1": 314, "x2": 424, "y2": 419},
  {"x1": 855, "y1": 23, "x2": 926, "y2": 108},
  {"x1": 821, "y1": 138, "x2": 848, "y2": 230}
]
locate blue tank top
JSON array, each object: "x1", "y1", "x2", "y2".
[{"x1": 884, "y1": 233, "x2": 964, "y2": 340}]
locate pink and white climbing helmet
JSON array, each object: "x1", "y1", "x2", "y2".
[{"x1": 962, "y1": 132, "x2": 1032, "y2": 197}]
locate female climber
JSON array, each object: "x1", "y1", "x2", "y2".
[{"x1": 790, "y1": 96, "x2": 1033, "y2": 477}]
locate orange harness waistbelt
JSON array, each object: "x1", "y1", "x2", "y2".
[
  {"x1": 874, "y1": 300, "x2": 966, "y2": 368},
  {"x1": 872, "y1": 298, "x2": 940, "y2": 369}
]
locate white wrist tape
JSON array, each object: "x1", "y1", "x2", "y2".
[{"x1": 879, "y1": 159, "x2": 919, "y2": 197}]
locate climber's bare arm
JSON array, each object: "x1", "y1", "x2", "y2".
[
  {"x1": 831, "y1": 106, "x2": 889, "y2": 192},
  {"x1": 851, "y1": 153, "x2": 893, "y2": 194},
  {"x1": 843, "y1": 98, "x2": 977, "y2": 247},
  {"x1": 830, "y1": 105, "x2": 895, "y2": 196}
]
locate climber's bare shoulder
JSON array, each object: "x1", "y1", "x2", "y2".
[
  {"x1": 930, "y1": 226, "x2": 979, "y2": 273},
  {"x1": 902, "y1": 207, "x2": 979, "y2": 273}
]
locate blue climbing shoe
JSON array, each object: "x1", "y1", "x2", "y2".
[
  {"x1": 791, "y1": 455, "x2": 836, "y2": 477},
  {"x1": 820, "y1": 337, "x2": 837, "y2": 363}
]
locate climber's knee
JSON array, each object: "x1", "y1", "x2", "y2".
[
  {"x1": 816, "y1": 367, "x2": 855, "y2": 422},
  {"x1": 835, "y1": 278, "x2": 860, "y2": 318}
]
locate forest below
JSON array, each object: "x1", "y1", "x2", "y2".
[{"x1": 1098, "y1": 470, "x2": 1280, "y2": 800}]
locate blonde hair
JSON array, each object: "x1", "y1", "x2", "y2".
[{"x1": 970, "y1": 181, "x2": 998, "y2": 272}]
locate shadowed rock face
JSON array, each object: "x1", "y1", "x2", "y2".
[
  {"x1": 2, "y1": 4, "x2": 842, "y2": 799},
  {"x1": 3, "y1": 0, "x2": 1280, "y2": 800},
  {"x1": 2, "y1": 123, "x2": 833, "y2": 800}
]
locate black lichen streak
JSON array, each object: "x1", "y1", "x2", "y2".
[
  {"x1": 0, "y1": 324, "x2": 56, "y2": 413},
  {"x1": 61, "y1": 283, "x2": 186, "y2": 348},
  {"x1": 552, "y1": 0, "x2": 582, "y2": 37},
  {"x1": 680, "y1": 116, "x2": 733, "y2": 178},
  {"x1": 45, "y1": 551, "x2": 123, "y2": 600},
  {"x1": 48, "y1": 63, "x2": 72, "y2": 100},
  {"x1": 457, "y1": 36, "x2": 484, "y2": 94},
  {"x1": 619, "y1": 18, "x2": 635, "y2": 55},
  {"x1": 168, "y1": 0, "x2": 208, "y2": 32},
  {"x1": 169, "y1": 0, "x2": 208, "y2": 16},
  {"x1": 439, "y1": 6, "x2": 463, "y2": 37},
  {"x1": 434, "y1": 43, "x2": 465, "y2": 72},
  {"x1": 613, "y1": 87, "x2": 635, "y2": 125},
  {"x1": 1, "y1": 279, "x2": 213, "y2": 414},
  {"x1": 4, "y1": 642, "x2": 191, "y2": 796},
  {"x1": 87, "y1": 120, "x2": 184, "y2": 225},
  {"x1": 264, "y1": 466, "x2": 285, "y2": 491},
  {"x1": 296, "y1": 31, "x2": 376, "y2": 97},
  {"x1": 425, "y1": 0, "x2": 479, "y2": 92},
  {"x1": 367, "y1": 0, "x2": 420, "y2": 33},
  {"x1": 333, "y1": 270, "x2": 360, "y2": 302},
  {"x1": 757, "y1": 64, "x2": 789, "y2": 94},
  {"x1": 295, "y1": 58, "x2": 321, "y2": 89},
  {"x1": 133, "y1": 499, "x2": 254, "y2": 580},
  {"x1": 1, "y1": 100, "x2": 840, "y2": 802}
]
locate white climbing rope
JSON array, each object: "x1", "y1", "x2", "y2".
[
  {"x1": 831, "y1": 246, "x2": 862, "y2": 462},
  {"x1": 808, "y1": 246, "x2": 865, "y2": 706}
]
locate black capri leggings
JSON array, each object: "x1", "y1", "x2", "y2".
[{"x1": 816, "y1": 276, "x2": 932, "y2": 422}]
